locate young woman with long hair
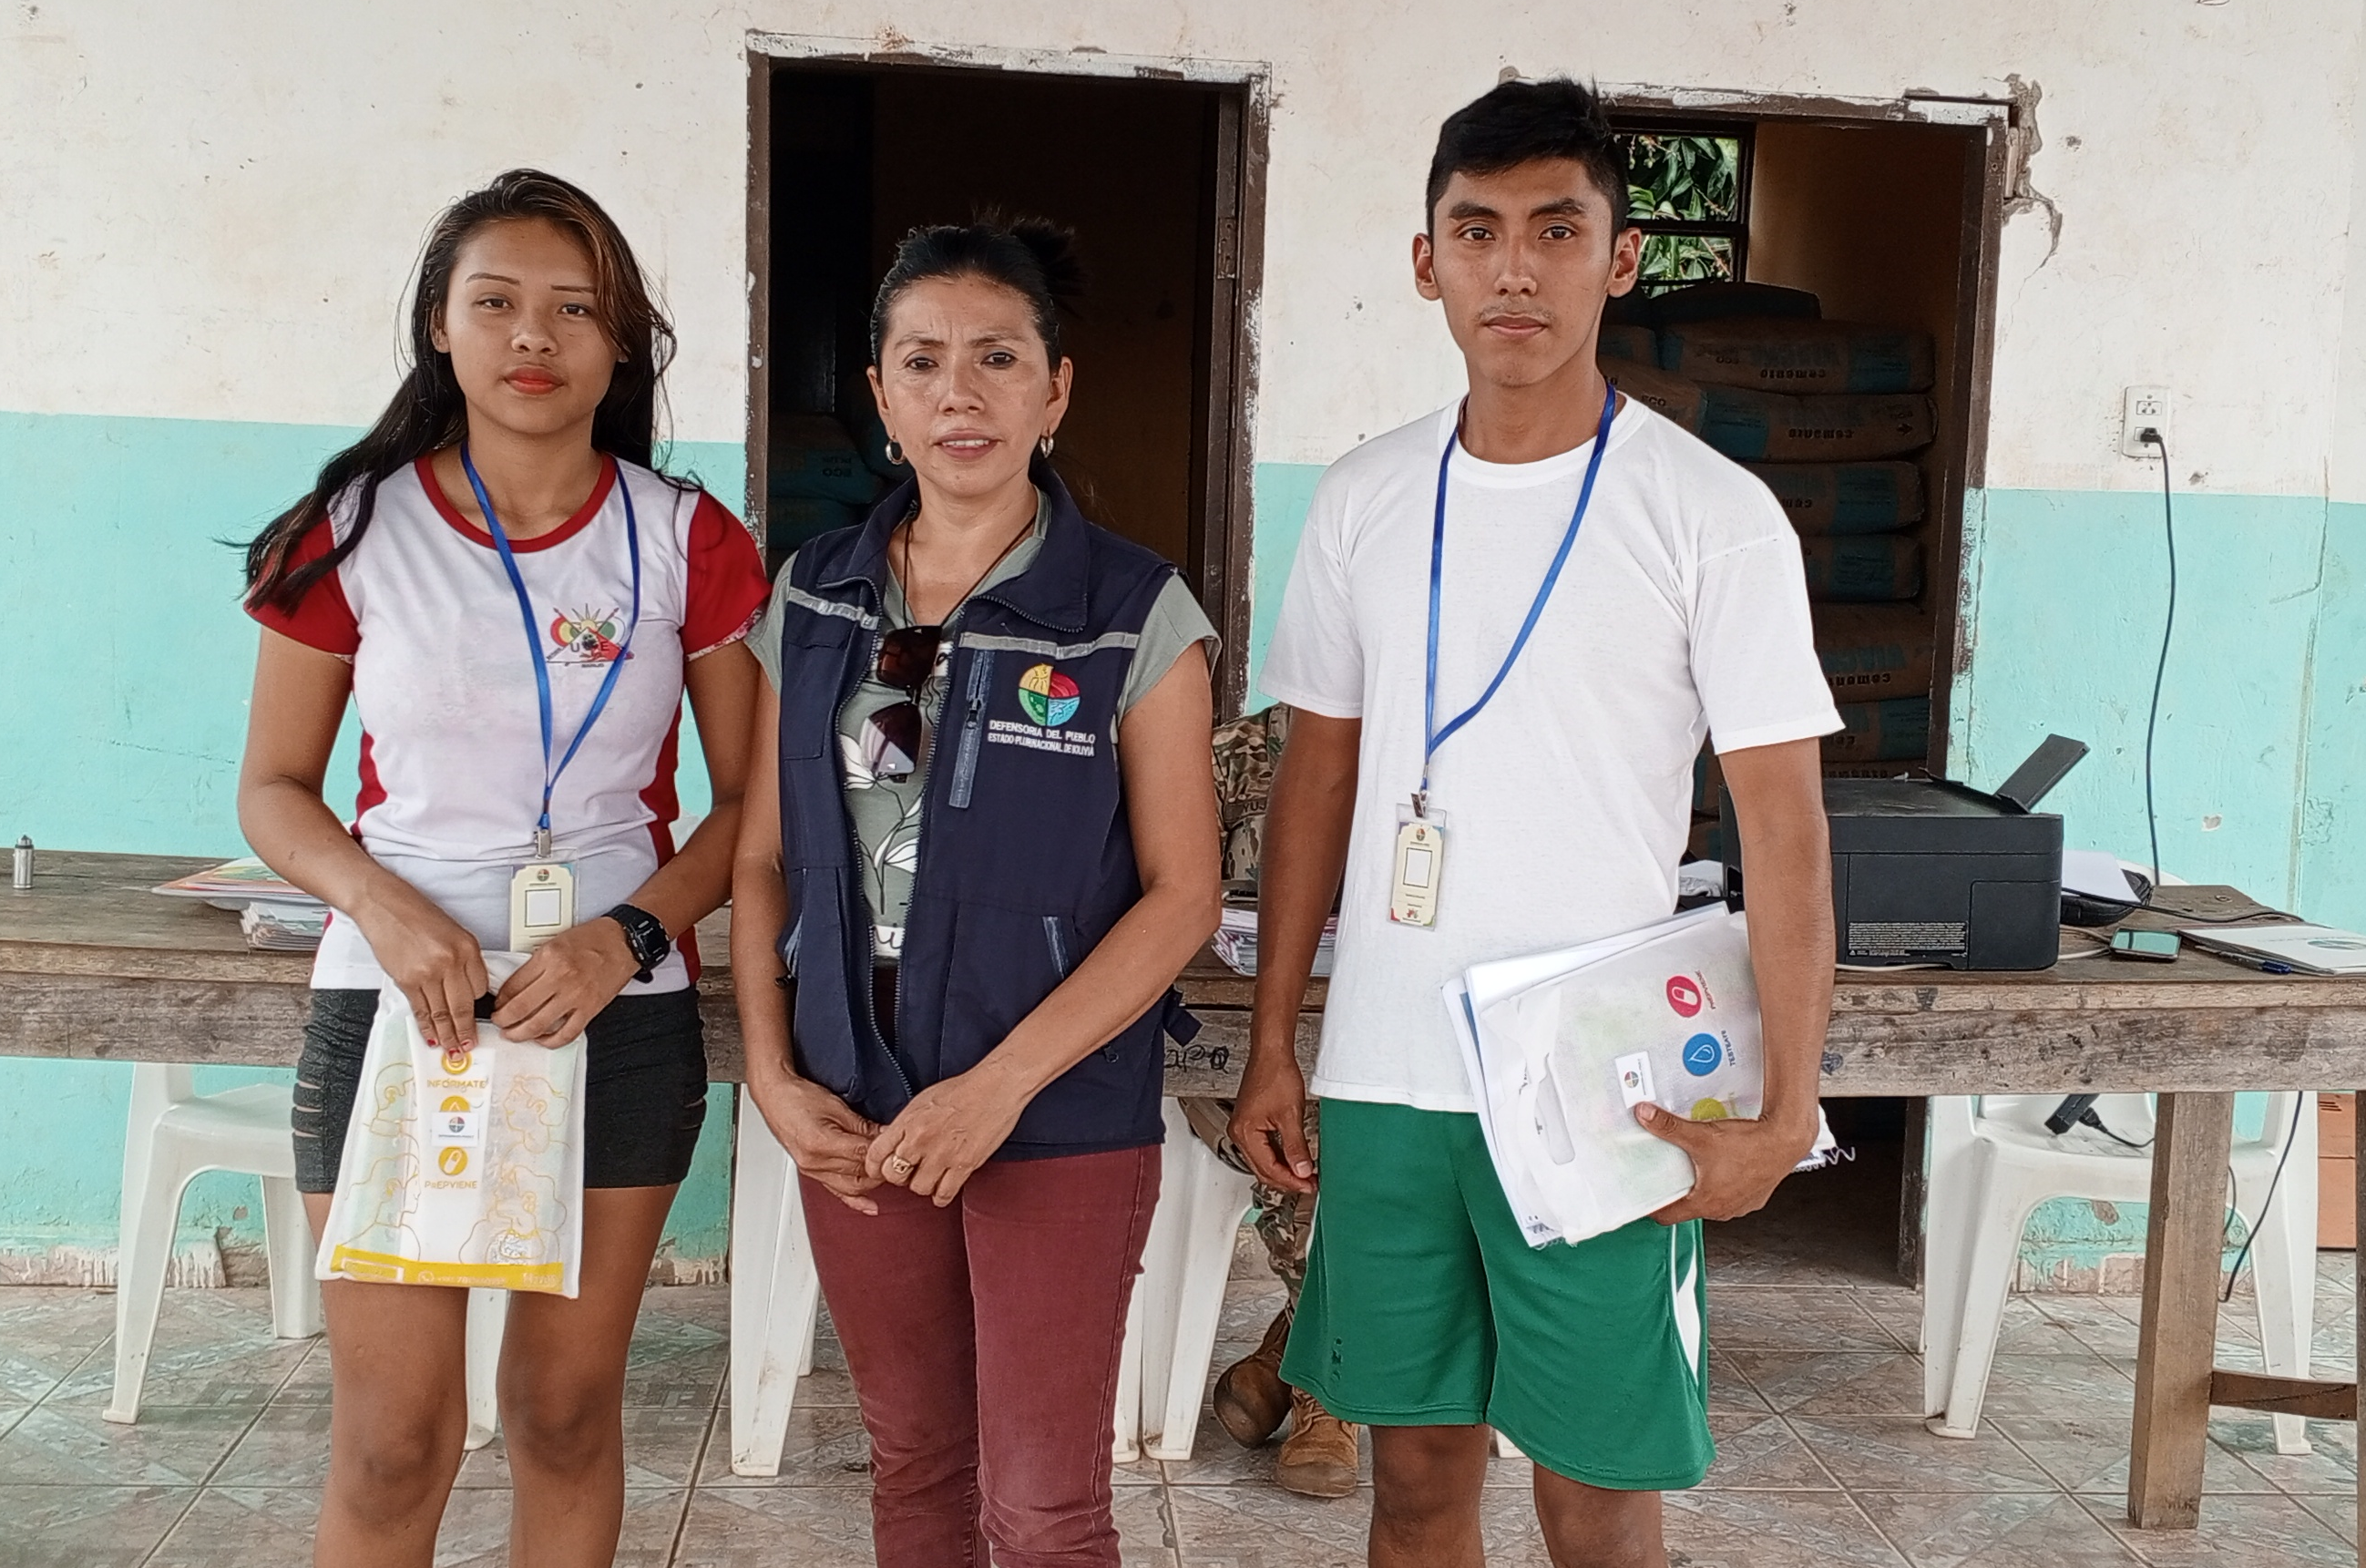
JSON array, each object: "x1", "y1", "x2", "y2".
[
  {"x1": 731, "y1": 219, "x2": 1224, "y2": 1567},
  {"x1": 237, "y1": 169, "x2": 768, "y2": 1566}
]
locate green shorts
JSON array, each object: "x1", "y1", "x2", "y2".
[{"x1": 1279, "y1": 1098, "x2": 1713, "y2": 1491}]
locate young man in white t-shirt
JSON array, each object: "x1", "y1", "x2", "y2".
[{"x1": 1232, "y1": 79, "x2": 1842, "y2": 1566}]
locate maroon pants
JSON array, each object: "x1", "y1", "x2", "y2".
[{"x1": 801, "y1": 1144, "x2": 1160, "y2": 1568}]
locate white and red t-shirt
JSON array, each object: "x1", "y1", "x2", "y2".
[{"x1": 251, "y1": 455, "x2": 770, "y2": 993}]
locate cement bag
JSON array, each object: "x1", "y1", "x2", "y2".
[
  {"x1": 316, "y1": 956, "x2": 586, "y2": 1296},
  {"x1": 1801, "y1": 536, "x2": 1923, "y2": 601},
  {"x1": 1746, "y1": 461, "x2": 1923, "y2": 534},
  {"x1": 1603, "y1": 360, "x2": 1706, "y2": 434},
  {"x1": 1598, "y1": 324, "x2": 1658, "y2": 364},
  {"x1": 1700, "y1": 388, "x2": 1935, "y2": 462},
  {"x1": 1648, "y1": 281, "x2": 1820, "y2": 326},
  {"x1": 1659, "y1": 319, "x2": 1935, "y2": 395},
  {"x1": 770, "y1": 415, "x2": 883, "y2": 506},
  {"x1": 1815, "y1": 607, "x2": 1936, "y2": 701},
  {"x1": 1824, "y1": 697, "x2": 1931, "y2": 763},
  {"x1": 767, "y1": 497, "x2": 862, "y2": 559}
]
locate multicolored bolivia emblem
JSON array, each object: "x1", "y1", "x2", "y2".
[{"x1": 1018, "y1": 662, "x2": 1081, "y2": 727}]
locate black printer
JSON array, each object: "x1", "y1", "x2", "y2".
[{"x1": 1720, "y1": 735, "x2": 2084, "y2": 971}]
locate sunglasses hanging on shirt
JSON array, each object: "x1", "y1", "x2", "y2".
[
  {"x1": 862, "y1": 625, "x2": 943, "y2": 781},
  {"x1": 859, "y1": 511, "x2": 1030, "y2": 783}
]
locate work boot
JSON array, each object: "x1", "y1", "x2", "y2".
[
  {"x1": 1212, "y1": 1306, "x2": 1294, "y2": 1448},
  {"x1": 1275, "y1": 1387, "x2": 1360, "y2": 1498}
]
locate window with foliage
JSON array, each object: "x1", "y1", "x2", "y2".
[{"x1": 1618, "y1": 128, "x2": 1752, "y2": 292}]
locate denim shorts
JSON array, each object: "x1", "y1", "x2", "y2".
[{"x1": 291, "y1": 987, "x2": 709, "y2": 1192}]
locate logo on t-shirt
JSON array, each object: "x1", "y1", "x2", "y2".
[
  {"x1": 1017, "y1": 662, "x2": 1081, "y2": 727},
  {"x1": 1665, "y1": 975, "x2": 1705, "y2": 1017},
  {"x1": 548, "y1": 607, "x2": 630, "y2": 666}
]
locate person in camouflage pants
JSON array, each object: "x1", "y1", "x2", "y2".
[{"x1": 1176, "y1": 704, "x2": 1358, "y2": 1498}]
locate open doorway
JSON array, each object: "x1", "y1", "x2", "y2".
[
  {"x1": 1608, "y1": 93, "x2": 2013, "y2": 1284},
  {"x1": 748, "y1": 56, "x2": 1263, "y2": 713}
]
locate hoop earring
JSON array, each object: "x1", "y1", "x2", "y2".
[
  {"x1": 884, "y1": 439, "x2": 905, "y2": 466},
  {"x1": 1038, "y1": 435, "x2": 1056, "y2": 458}
]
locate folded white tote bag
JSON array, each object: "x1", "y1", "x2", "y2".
[{"x1": 315, "y1": 952, "x2": 587, "y2": 1296}]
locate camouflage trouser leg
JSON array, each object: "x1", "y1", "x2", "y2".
[{"x1": 1177, "y1": 1096, "x2": 1323, "y2": 1309}]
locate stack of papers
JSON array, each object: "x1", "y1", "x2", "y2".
[
  {"x1": 1211, "y1": 904, "x2": 1336, "y2": 978},
  {"x1": 156, "y1": 857, "x2": 329, "y2": 952},
  {"x1": 241, "y1": 902, "x2": 330, "y2": 951},
  {"x1": 1446, "y1": 907, "x2": 1836, "y2": 1248}
]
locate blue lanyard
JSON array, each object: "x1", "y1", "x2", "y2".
[
  {"x1": 461, "y1": 446, "x2": 641, "y2": 856},
  {"x1": 1419, "y1": 381, "x2": 1617, "y2": 811}
]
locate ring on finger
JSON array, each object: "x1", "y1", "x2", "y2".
[{"x1": 883, "y1": 1153, "x2": 917, "y2": 1181}]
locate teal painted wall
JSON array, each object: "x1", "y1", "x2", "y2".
[
  {"x1": 1951, "y1": 486, "x2": 2351, "y2": 1285},
  {"x1": 1246, "y1": 462, "x2": 1325, "y2": 708},
  {"x1": 0, "y1": 410, "x2": 743, "y2": 1276},
  {"x1": 2299, "y1": 503, "x2": 2366, "y2": 932},
  {"x1": 1951, "y1": 487, "x2": 2339, "y2": 918}
]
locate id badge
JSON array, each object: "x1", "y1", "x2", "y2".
[
  {"x1": 508, "y1": 860, "x2": 576, "y2": 951},
  {"x1": 1389, "y1": 802, "x2": 1448, "y2": 927}
]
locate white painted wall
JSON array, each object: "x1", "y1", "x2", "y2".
[{"x1": 4, "y1": 0, "x2": 2361, "y2": 497}]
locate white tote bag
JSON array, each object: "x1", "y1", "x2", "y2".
[{"x1": 315, "y1": 953, "x2": 588, "y2": 1296}]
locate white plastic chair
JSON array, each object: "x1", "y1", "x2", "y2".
[
  {"x1": 1921, "y1": 1090, "x2": 2318, "y2": 1452},
  {"x1": 726, "y1": 1091, "x2": 1251, "y2": 1475},
  {"x1": 106, "y1": 1063, "x2": 503, "y2": 1450},
  {"x1": 727, "y1": 1090, "x2": 824, "y2": 1477},
  {"x1": 1117, "y1": 1099, "x2": 1255, "y2": 1461}
]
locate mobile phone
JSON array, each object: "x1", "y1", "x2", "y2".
[{"x1": 2110, "y1": 928, "x2": 2181, "y2": 962}]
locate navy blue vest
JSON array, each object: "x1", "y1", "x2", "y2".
[{"x1": 772, "y1": 461, "x2": 1198, "y2": 1160}]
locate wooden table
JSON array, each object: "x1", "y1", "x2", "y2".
[{"x1": 11, "y1": 851, "x2": 2366, "y2": 1546}]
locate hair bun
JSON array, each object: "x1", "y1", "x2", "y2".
[
  {"x1": 871, "y1": 213, "x2": 1088, "y2": 364},
  {"x1": 1005, "y1": 217, "x2": 1088, "y2": 310}
]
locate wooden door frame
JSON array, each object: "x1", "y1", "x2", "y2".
[{"x1": 743, "y1": 37, "x2": 1272, "y2": 716}]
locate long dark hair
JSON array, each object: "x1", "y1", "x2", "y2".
[
  {"x1": 243, "y1": 169, "x2": 676, "y2": 613},
  {"x1": 868, "y1": 215, "x2": 1086, "y2": 367}
]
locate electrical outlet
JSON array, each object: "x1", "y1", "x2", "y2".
[{"x1": 2121, "y1": 386, "x2": 2172, "y2": 458}]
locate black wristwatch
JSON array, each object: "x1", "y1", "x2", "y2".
[{"x1": 603, "y1": 903, "x2": 671, "y2": 983}]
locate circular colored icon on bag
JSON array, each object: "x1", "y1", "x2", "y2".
[
  {"x1": 1688, "y1": 1098, "x2": 1730, "y2": 1122},
  {"x1": 1665, "y1": 976, "x2": 1704, "y2": 1017},
  {"x1": 1019, "y1": 662, "x2": 1081, "y2": 727},
  {"x1": 442, "y1": 1044, "x2": 473, "y2": 1074},
  {"x1": 1682, "y1": 1032, "x2": 1722, "y2": 1076},
  {"x1": 438, "y1": 1147, "x2": 469, "y2": 1176}
]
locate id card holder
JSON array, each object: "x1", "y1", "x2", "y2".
[
  {"x1": 1389, "y1": 802, "x2": 1448, "y2": 927},
  {"x1": 508, "y1": 860, "x2": 576, "y2": 951}
]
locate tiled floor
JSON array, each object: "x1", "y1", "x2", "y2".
[{"x1": 0, "y1": 1167, "x2": 2358, "y2": 1566}]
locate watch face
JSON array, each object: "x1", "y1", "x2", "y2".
[{"x1": 614, "y1": 908, "x2": 666, "y2": 966}]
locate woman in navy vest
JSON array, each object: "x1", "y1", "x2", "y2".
[{"x1": 732, "y1": 220, "x2": 1224, "y2": 1568}]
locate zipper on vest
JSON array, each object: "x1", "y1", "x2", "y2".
[
  {"x1": 947, "y1": 649, "x2": 996, "y2": 809},
  {"x1": 841, "y1": 624, "x2": 913, "y2": 1102}
]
